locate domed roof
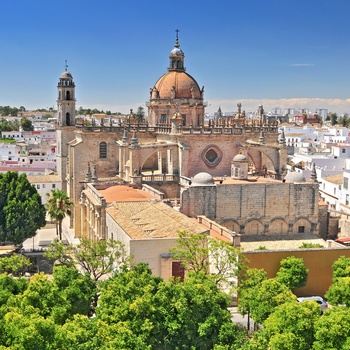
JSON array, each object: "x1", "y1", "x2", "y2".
[
  {"x1": 170, "y1": 46, "x2": 184, "y2": 56},
  {"x1": 233, "y1": 154, "x2": 247, "y2": 162},
  {"x1": 154, "y1": 71, "x2": 201, "y2": 99},
  {"x1": 191, "y1": 172, "x2": 215, "y2": 186},
  {"x1": 60, "y1": 71, "x2": 73, "y2": 79},
  {"x1": 284, "y1": 171, "x2": 306, "y2": 183}
]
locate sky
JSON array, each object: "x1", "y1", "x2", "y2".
[{"x1": 1, "y1": 0, "x2": 350, "y2": 115}]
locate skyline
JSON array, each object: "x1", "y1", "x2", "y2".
[{"x1": 1, "y1": 0, "x2": 350, "y2": 115}]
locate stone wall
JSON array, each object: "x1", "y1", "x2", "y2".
[{"x1": 181, "y1": 182, "x2": 320, "y2": 235}]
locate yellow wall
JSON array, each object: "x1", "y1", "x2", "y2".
[{"x1": 244, "y1": 248, "x2": 350, "y2": 297}]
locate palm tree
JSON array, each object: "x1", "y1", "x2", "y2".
[{"x1": 46, "y1": 189, "x2": 73, "y2": 241}]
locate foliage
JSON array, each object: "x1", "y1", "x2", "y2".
[
  {"x1": 20, "y1": 117, "x2": 34, "y2": 131},
  {"x1": 169, "y1": 231, "x2": 209, "y2": 273},
  {"x1": 330, "y1": 113, "x2": 338, "y2": 126},
  {"x1": 313, "y1": 306, "x2": 350, "y2": 350},
  {"x1": 249, "y1": 278, "x2": 296, "y2": 324},
  {"x1": 45, "y1": 238, "x2": 130, "y2": 282},
  {"x1": 169, "y1": 231, "x2": 245, "y2": 291},
  {"x1": 338, "y1": 113, "x2": 349, "y2": 127},
  {"x1": 97, "y1": 263, "x2": 246, "y2": 349},
  {"x1": 238, "y1": 268, "x2": 267, "y2": 316},
  {"x1": 46, "y1": 189, "x2": 73, "y2": 241},
  {"x1": 0, "y1": 171, "x2": 46, "y2": 244},
  {"x1": 325, "y1": 276, "x2": 350, "y2": 307},
  {"x1": 0, "y1": 106, "x2": 19, "y2": 117},
  {"x1": 0, "y1": 254, "x2": 32, "y2": 275},
  {"x1": 275, "y1": 256, "x2": 309, "y2": 290},
  {"x1": 0, "y1": 274, "x2": 28, "y2": 306},
  {"x1": 299, "y1": 242, "x2": 324, "y2": 249},
  {"x1": 262, "y1": 301, "x2": 320, "y2": 350},
  {"x1": 52, "y1": 266, "x2": 96, "y2": 317},
  {"x1": 135, "y1": 106, "x2": 145, "y2": 122},
  {"x1": 3, "y1": 309, "x2": 57, "y2": 350},
  {"x1": 0, "y1": 117, "x2": 20, "y2": 131},
  {"x1": 256, "y1": 245, "x2": 267, "y2": 250},
  {"x1": 330, "y1": 255, "x2": 350, "y2": 282}
]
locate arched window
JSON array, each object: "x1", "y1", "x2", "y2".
[
  {"x1": 99, "y1": 142, "x2": 107, "y2": 159},
  {"x1": 66, "y1": 91, "x2": 71, "y2": 100},
  {"x1": 66, "y1": 113, "x2": 70, "y2": 126}
]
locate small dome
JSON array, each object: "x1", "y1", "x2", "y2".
[
  {"x1": 233, "y1": 154, "x2": 247, "y2": 162},
  {"x1": 284, "y1": 171, "x2": 306, "y2": 183},
  {"x1": 191, "y1": 172, "x2": 214, "y2": 186},
  {"x1": 170, "y1": 47, "x2": 184, "y2": 56},
  {"x1": 60, "y1": 71, "x2": 73, "y2": 79},
  {"x1": 154, "y1": 71, "x2": 201, "y2": 99}
]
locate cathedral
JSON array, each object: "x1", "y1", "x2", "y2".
[{"x1": 56, "y1": 34, "x2": 319, "y2": 239}]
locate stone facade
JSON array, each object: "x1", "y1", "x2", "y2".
[{"x1": 180, "y1": 178, "x2": 320, "y2": 236}]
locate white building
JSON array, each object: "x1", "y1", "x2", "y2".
[{"x1": 26, "y1": 174, "x2": 62, "y2": 205}]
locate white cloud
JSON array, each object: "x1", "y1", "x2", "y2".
[{"x1": 205, "y1": 98, "x2": 350, "y2": 115}]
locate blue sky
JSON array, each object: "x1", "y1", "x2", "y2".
[{"x1": 1, "y1": 0, "x2": 350, "y2": 115}]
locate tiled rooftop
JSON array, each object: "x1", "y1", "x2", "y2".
[{"x1": 106, "y1": 200, "x2": 207, "y2": 240}]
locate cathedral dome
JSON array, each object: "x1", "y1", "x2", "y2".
[
  {"x1": 191, "y1": 172, "x2": 215, "y2": 186},
  {"x1": 154, "y1": 71, "x2": 201, "y2": 99},
  {"x1": 284, "y1": 171, "x2": 306, "y2": 183}
]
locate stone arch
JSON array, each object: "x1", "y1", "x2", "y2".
[
  {"x1": 268, "y1": 217, "x2": 289, "y2": 235},
  {"x1": 140, "y1": 150, "x2": 160, "y2": 173},
  {"x1": 221, "y1": 219, "x2": 240, "y2": 234},
  {"x1": 131, "y1": 145, "x2": 178, "y2": 176},
  {"x1": 243, "y1": 218, "x2": 264, "y2": 235},
  {"x1": 292, "y1": 216, "x2": 312, "y2": 234},
  {"x1": 247, "y1": 147, "x2": 279, "y2": 176}
]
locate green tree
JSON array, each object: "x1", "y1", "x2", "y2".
[
  {"x1": 169, "y1": 231, "x2": 209, "y2": 273},
  {"x1": 275, "y1": 256, "x2": 309, "y2": 290},
  {"x1": 20, "y1": 117, "x2": 34, "y2": 131},
  {"x1": 238, "y1": 268, "x2": 267, "y2": 330},
  {"x1": 169, "y1": 231, "x2": 245, "y2": 291},
  {"x1": 330, "y1": 255, "x2": 350, "y2": 282},
  {"x1": 135, "y1": 106, "x2": 145, "y2": 123},
  {"x1": 45, "y1": 238, "x2": 130, "y2": 282},
  {"x1": 0, "y1": 274, "x2": 28, "y2": 306},
  {"x1": 52, "y1": 266, "x2": 95, "y2": 317},
  {"x1": 46, "y1": 189, "x2": 73, "y2": 241},
  {"x1": 330, "y1": 113, "x2": 338, "y2": 126},
  {"x1": 325, "y1": 276, "x2": 350, "y2": 307},
  {"x1": 97, "y1": 263, "x2": 246, "y2": 350},
  {"x1": 338, "y1": 113, "x2": 349, "y2": 127},
  {"x1": 3, "y1": 309, "x2": 57, "y2": 350},
  {"x1": 313, "y1": 307, "x2": 350, "y2": 350},
  {"x1": 262, "y1": 301, "x2": 319, "y2": 350},
  {"x1": 0, "y1": 254, "x2": 32, "y2": 275},
  {"x1": 0, "y1": 171, "x2": 46, "y2": 244},
  {"x1": 249, "y1": 278, "x2": 296, "y2": 324}
]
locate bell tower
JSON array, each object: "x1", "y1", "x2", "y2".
[
  {"x1": 56, "y1": 61, "x2": 77, "y2": 193},
  {"x1": 57, "y1": 60, "x2": 76, "y2": 126}
]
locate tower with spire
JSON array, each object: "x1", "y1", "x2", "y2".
[{"x1": 57, "y1": 60, "x2": 76, "y2": 126}]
